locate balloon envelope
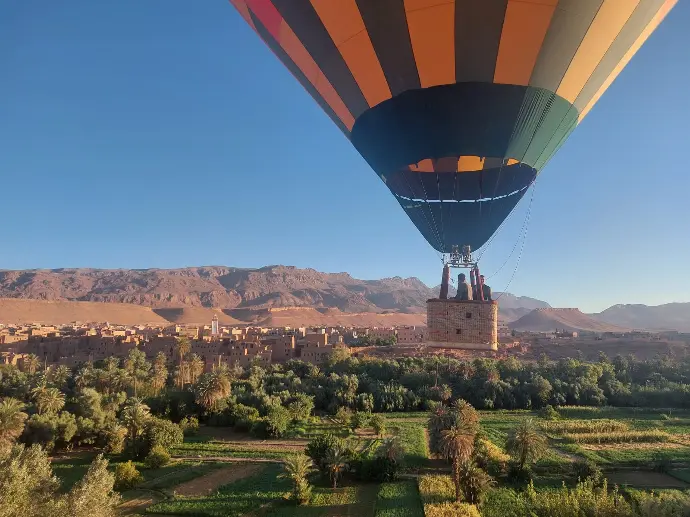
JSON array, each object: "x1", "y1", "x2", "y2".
[{"x1": 230, "y1": 0, "x2": 676, "y2": 253}]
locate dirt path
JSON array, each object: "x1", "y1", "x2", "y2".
[
  {"x1": 548, "y1": 438, "x2": 581, "y2": 462},
  {"x1": 118, "y1": 489, "x2": 166, "y2": 515},
  {"x1": 172, "y1": 464, "x2": 263, "y2": 497},
  {"x1": 173, "y1": 455, "x2": 283, "y2": 463}
]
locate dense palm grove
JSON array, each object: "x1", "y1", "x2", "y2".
[
  {"x1": 3, "y1": 346, "x2": 690, "y2": 455},
  {"x1": 4, "y1": 343, "x2": 690, "y2": 515}
]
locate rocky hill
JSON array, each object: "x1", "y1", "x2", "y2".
[
  {"x1": 593, "y1": 303, "x2": 690, "y2": 332},
  {"x1": 4, "y1": 266, "x2": 685, "y2": 331},
  {"x1": 509, "y1": 308, "x2": 627, "y2": 333},
  {"x1": 0, "y1": 266, "x2": 435, "y2": 314}
]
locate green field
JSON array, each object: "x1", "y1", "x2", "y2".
[
  {"x1": 45, "y1": 409, "x2": 690, "y2": 516},
  {"x1": 146, "y1": 463, "x2": 290, "y2": 516},
  {"x1": 374, "y1": 482, "x2": 425, "y2": 517}
]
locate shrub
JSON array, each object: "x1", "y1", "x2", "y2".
[
  {"x1": 334, "y1": 407, "x2": 353, "y2": 428},
  {"x1": 351, "y1": 411, "x2": 371, "y2": 430},
  {"x1": 114, "y1": 461, "x2": 142, "y2": 490},
  {"x1": 144, "y1": 446, "x2": 171, "y2": 469},
  {"x1": 522, "y1": 478, "x2": 632, "y2": 517},
  {"x1": 507, "y1": 462, "x2": 533, "y2": 484},
  {"x1": 231, "y1": 404, "x2": 260, "y2": 432},
  {"x1": 250, "y1": 419, "x2": 270, "y2": 439},
  {"x1": 356, "y1": 455, "x2": 398, "y2": 482},
  {"x1": 179, "y1": 416, "x2": 199, "y2": 436},
  {"x1": 425, "y1": 502, "x2": 481, "y2": 517},
  {"x1": 370, "y1": 415, "x2": 386, "y2": 436},
  {"x1": 305, "y1": 433, "x2": 346, "y2": 476},
  {"x1": 634, "y1": 490, "x2": 690, "y2": 517},
  {"x1": 286, "y1": 394, "x2": 314, "y2": 423},
  {"x1": 143, "y1": 418, "x2": 183, "y2": 456},
  {"x1": 101, "y1": 423, "x2": 126, "y2": 454},
  {"x1": 572, "y1": 460, "x2": 602, "y2": 484},
  {"x1": 539, "y1": 405, "x2": 560, "y2": 420},
  {"x1": 265, "y1": 405, "x2": 291, "y2": 438},
  {"x1": 22, "y1": 411, "x2": 77, "y2": 451}
]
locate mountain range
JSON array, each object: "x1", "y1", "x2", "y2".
[{"x1": 0, "y1": 266, "x2": 687, "y2": 331}]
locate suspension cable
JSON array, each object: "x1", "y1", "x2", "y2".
[
  {"x1": 493, "y1": 180, "x2": 538, "y2": 301},
  {"x1": 485, "y1": 178, "x2": 537, "y2": 280}
]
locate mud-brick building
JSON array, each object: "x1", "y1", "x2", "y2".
[{"x1": 426, "y1": 299, "x2": 498, "y2": 350}]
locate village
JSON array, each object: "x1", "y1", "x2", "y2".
[{"x1": 0, "y1": 315, "x2": 431, "y2": 370}]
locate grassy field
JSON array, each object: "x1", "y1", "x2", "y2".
[
  {"x1": 264, "y1": 484, "x2": 380, "y2": 517},
  {"x1": 172, "y1": 441, "x2": 299, "y2": 460},
  {"x1": 374, "y1": 481, "x2": 424, "y2": 517},
  {"x1": 146, "y1": 463, "x2": 290, "y2": 516},
  {"x1": 51, "y1": 453, "x2": 200, "y2": 492},
  {"x1": 386, "y1": 420, "x2": 429, "y2": 469}
]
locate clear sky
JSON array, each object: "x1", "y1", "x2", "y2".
[{"x1": 2, "y1": 1, "x2": 688, "y2": 313}]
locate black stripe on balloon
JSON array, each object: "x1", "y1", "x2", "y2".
[
  {"x1": 355, "y1": 0, "x2": 421, "y2": 96},
  {"x1": 271, "y1": 0, "x2": 370, "y2": 119},
  {"x1": 529, "y1": 0, "x2": 604, "y2": 92},
  {"x1": 351, "y1": 82, "x2": 577, "y2": 175},
  {"x1": 574, "y1": 0, "x2": 665, "y2": 111},
  {"x1": 248, "y1": 10, "x2": 350, "y2": 136},
  {"x1": 454, "y1": 0, "x2": 508, "y2": 83}
]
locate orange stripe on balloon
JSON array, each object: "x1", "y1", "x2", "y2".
[
  {"x1": 245, "y1": 0, "x2": 354, "y2": 130},
  {"x1": 579, "y1": 0, "x2": 677, "y2": 121},
  {"x1": 278, "y1": 22, "x2": 354, "y2": 129},
  {"x1": 410, "y1": 159, "x2": 435, "y2": 172},
  {"x1": 404, "y1": 0, "x2": 455, "y2": 88},
  {"x1": 494, "y1": 0, "x2": 557, "y2": 86},
  {"x1": 457, "y1": 156, "x2": 485, "y2": 172},
  {"x1": 310, "y1": 0, "x2": 391, "y2": 108}
]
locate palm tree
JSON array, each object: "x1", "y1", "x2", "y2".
[
  {"x1": 427, "y1": 406, "x2": 451, "y2": 454},
  {"x1": 505, "y1": 418, "x2": 548, "y2": 472},
  {"x1": 50, "y1": 365, "x2": 71, "y2": 389},
  {"x1": 440, "y1": 426, "x2": 476, "y2": 502},
  {"x1": 150, "y1": 353, "x2": 168, "y2": 393},
  {"x1": 325, "y1": 447, "x2": 348, "y2": 489},
  {"x1": 279, "y1": 454, "x2": 314, "y2": 504},
  {"x1": 175, "y1": 337, "x2": 191, "y2": 365},
  {"x1": 0, "y1": 398, "x2": 28, "y2": 450},
  {"x1": 194, "y1": 366, "x2": 231, "y2": 412},
  {"x1": 376, "y1": 437, "x2": 404, "y2": 463},
  {"x1": 22, "y1": 354, "x2": 41, "y2": 374},
  {"x1": 175, "y1": 362, "x2": 190, "y2": 389},
  {"x1": 188, "y1": 354, "x2": 205, "y2": 385},
  {"x1": 32, "y1": 386, "x2": 66, "y2": 415},
  {"x1": 74, "y1": 363, "x2": 95, "y2": 390},
  {"x1": 120, "y1": 398, "x2": 151, "y2": 457},
  {"x1": 450, "y1": 399, "x2": 480, "y2": 435},
  {"x1": 457, "y1": 460, "x2": 494, "y2": 504}
]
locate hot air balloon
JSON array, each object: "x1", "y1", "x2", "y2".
[{"x1": 229, "y1": 0, "x2": 676, "y2": 257}]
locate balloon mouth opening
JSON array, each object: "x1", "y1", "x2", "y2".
[{"x1": 406, "y1": 155, "x2": 522, "y2": 174}]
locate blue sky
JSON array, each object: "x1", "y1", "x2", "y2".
[{"x1": 2, "y1": 1, "x2": 688, "y2": 313}]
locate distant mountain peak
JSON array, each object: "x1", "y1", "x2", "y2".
[{"x1": 0, "y1": 265, "x2": 553, "y2": 322}]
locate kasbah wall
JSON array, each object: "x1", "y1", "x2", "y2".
[{"x1": 426, "y1": 299, "x2": 498, "y2": 350}]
